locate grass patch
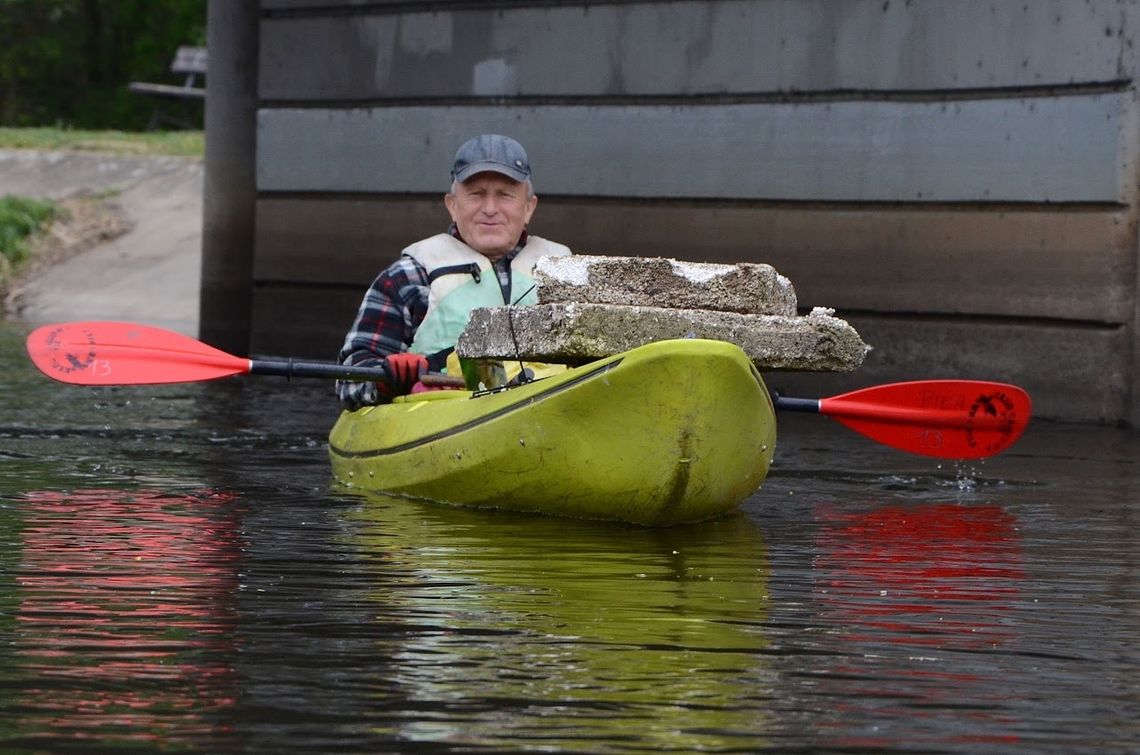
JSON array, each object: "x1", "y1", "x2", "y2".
[
  {"x1": 0, "y1": 127, "x2": 203, "y2": 157},
  {"x1": 0, "y1": 195, "x2": 58, "y2": 281}
]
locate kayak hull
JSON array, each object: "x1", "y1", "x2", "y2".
[{"x1": 328, "y1": 339, "x2": 776, "y2": 525}]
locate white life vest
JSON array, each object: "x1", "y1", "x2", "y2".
[{"x1": 405, "y1": 233, "x2": 571, "y2": 358}]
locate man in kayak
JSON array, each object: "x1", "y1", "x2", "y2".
[{"x1": 336, "y1": 134, "x2": 572, "y2": 409}]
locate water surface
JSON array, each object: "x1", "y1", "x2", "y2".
[{"x1": 1, "y1": 321, "x2": 1137, "y2": 752}]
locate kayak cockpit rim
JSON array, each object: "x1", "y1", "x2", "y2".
[{"x1": 328, "y1": 358, "x2": 624, "y2": 459}]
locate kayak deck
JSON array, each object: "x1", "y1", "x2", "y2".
[{"x1": 328, "y1": 339, "x2": 776, "y2": 525}]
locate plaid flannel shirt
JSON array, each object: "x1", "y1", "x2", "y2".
[
  {"x1": 335, "y1": 255, "x2": 431, "y2": 409},
  {"x1": 336, "y1": 227, "x2": 527, "y2": 409}
]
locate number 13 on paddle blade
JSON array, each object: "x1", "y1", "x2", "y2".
[
  {"x1": 25, "y1": 321, "x2": 251, "y2": 385},
  {"x1": 820, "y1": 380, "x2": 1032, "y2": 460}
]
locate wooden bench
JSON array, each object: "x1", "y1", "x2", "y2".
[{"x1": 128, "y1": 46, "x2": 207, "y2": 129}]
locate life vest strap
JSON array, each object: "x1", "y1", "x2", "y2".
[{"x1": 428, "y1": 263, "x2": 482, "y2": 284}]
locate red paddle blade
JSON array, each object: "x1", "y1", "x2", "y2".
[
  {"x1": 26, "y1": 321, "x2": 250, "y2": 385},
  {"x1": 820, "y1": 380, "x2": 1031, "y2": 460}
]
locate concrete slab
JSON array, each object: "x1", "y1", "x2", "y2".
[
  {"x1": 457, "y1": 303, "x2": 868, "y2": 372},
  {"x1": 535, "y1": 254, "x2": 797, "y2": 315}
]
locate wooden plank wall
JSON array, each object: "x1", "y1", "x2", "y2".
[{"x1": 245, "y1": 0, "x2": 1140, "y2": 423}]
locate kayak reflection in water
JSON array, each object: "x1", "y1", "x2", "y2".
[
  {"x1": 336, "y1": 134, "x2": 573, "y2": 408},
  {"x1": 347, "y1": 498, "x2": 774, "y2": 751}
]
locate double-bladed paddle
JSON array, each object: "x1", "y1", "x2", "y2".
[{"x1": 25, "y1": 320, "x2": 1030, "y2": 459}]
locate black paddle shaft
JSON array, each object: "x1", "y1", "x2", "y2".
[
  {"x1": 249, "y1": 358, "x2": 389, "y2": 382},
  {"x1": 248, "y1": 347, "x2": 454, "y2": 383},
  {"x1": 772, "y1": 394, "x2": 821, "y2": 414}
]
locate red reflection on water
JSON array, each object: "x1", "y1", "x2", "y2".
[
  {"x1": 816, "y1": 503, "x2": 1024, "y2": 647},
  {"x1": 13, "y1": 489, "x2": 242, "y2": 745},
  {"x1": 812, "y1": 502, "x2": 1026, "y2": 747}
]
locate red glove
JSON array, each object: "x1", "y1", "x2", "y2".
[{"x1": 380, "y1": 352, "x2": 428, "y2": 396}]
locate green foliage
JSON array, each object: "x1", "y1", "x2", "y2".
[
  {"x1": 0, "y1": 126, "x2": 204, "y2": 156},
  {"x1": 0, "y1": 195, "x2": 57, "y2": 276},
  {"x1": 0, "y1": 0, "x2": 207, "y2": 130}
]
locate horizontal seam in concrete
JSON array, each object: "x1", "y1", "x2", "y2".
[
  {"x1": 255, "y1": 190, "x2": 1127, "y2": 213},
  {"x1": 253, "y1": 279, "x2": 354, "y2": 291},
  {"x1": 834, "y1": 311, "x2": 1128, "y2": 331},
  {"x1": 263, "y1": 1, "x2": 661, "y2": 21},
  {"x1": 257, "y1": 80, "x2": 1131, "y2": 110},
  {"x1": 249, "y1": 279, "x2": 1131, "y2": 330}
]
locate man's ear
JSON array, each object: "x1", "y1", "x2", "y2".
[
  {"x1": 443, "y1": 192, "x2": 458, "y2": 222},
  {"x1": 523, "y1": 194, "x2": 538, "y2": 225}
]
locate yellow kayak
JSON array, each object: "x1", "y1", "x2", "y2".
[{"x1": 328, "y1": 339, "x2": 776, "y2": 525}]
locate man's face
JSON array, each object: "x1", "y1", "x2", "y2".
[{"x1": 444, "y1": 172, "x2": 538, "y2": 260}]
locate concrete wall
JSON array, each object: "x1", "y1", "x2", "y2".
[{"x1": 205, "y1": 0, "x2": 1140, "y2": 424}]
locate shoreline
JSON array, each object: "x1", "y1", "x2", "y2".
[{"x1": 0, "y1": 149, "x2": 203, "y2": 335}]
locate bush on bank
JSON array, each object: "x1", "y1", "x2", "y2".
[{"x1": 0, "y1": 195, "x2": 57, "y2": 281}]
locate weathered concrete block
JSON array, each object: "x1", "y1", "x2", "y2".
[
  {"x1": 457, "y1": 303, "x2": 868, "y2": 372},
  {"x1": 534, "y1": 254, "x2": 797, "y2": 316}
]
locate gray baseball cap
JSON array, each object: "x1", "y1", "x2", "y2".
[{"x1": 450, "y1": 134, "x2": 531, "y2": 183}]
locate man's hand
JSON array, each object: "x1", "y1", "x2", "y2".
[{"x1": 381, "y1": 352, "x2": 428, "y2": 395}]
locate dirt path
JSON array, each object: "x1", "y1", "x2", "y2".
[{"x1": 1, "y1": 149, "x2": 203, "y2": 335}]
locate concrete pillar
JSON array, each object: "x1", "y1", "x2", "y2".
[
  {"x1": 1124, "y1": 86, "x2": 1140, "y2": 428},
  {"x1": 199, "y1": 0, "x2": 258, "y2": 352}
]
